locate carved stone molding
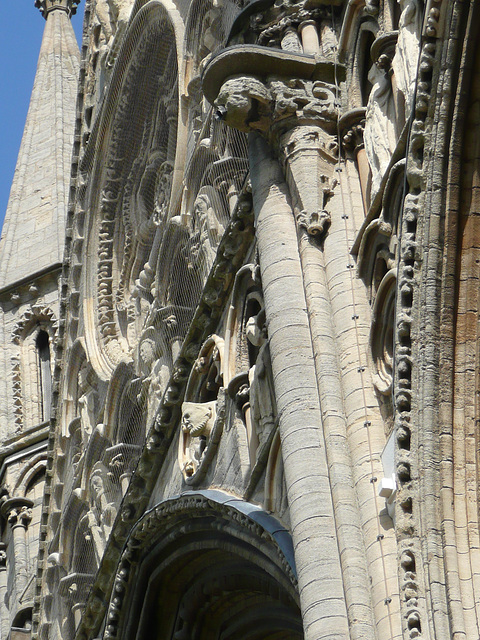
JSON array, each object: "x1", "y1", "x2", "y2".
[
  {"x1": 422, "y1": 0, "x2": 446, "y2": 38},
  {"x1": 77, "y1": 3, "x2": 180, "y2": 377},
  {"x1": 102, "y1": 492, "x2": 297, "y2": 640},
  {"x1": 35, "y1": 0, "x2": 79, "y2": 18},
  {"x1": 393, "y1": 31, "x2": 440, "y2": 640},
  {"x1": 73, "y1": 189, "x2": 255, "y2": 640},
  {"x1": 12, "y1": 305, "x2": 58, "y2": 346}
]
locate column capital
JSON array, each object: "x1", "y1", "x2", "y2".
[
  {"x1": 1, "y1": 497, "x2": 34, "y2": 528},
  {"x1": 34, "y1": 0, "x2": 80, "y2": 19}
]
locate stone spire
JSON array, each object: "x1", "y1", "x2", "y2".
[
  {"x1": 35, "y1": 0, "x2": 80, "y2": 19},
  {"x1": 0, "y1": 0, "x2": 80, "y2": 289}
]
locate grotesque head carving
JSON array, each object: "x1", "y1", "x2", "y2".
[{"x1": 180, "y1": 400, "x2": 217, "y2": 477}]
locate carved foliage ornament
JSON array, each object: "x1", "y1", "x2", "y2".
[{"x1": 214, "y1": 75, "x2": 338, "y2": 134}]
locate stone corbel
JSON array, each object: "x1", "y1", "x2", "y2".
[
  {"x1": 202, "y1": 44, "x2": 343, "y2": 135},
  {"x1": 203, "y1": 45, "x2": 342, "y2": 241}
]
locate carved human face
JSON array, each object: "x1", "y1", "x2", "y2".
[
  {"x1": 139, "y1": 338, "x2": 155, "y2": 366},
  {"x1": 91, "y1": 475, "x2": 104, "y2": 496},
  {"x1": 181, "y1": 402, "x2": 213, "y2": 438}
]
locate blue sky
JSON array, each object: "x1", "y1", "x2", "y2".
[{"x1": 0, "y1": 1, "x2": 85, "y2": 234}]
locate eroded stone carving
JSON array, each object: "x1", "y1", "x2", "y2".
[
  {"x1": 84, "y1": 466, "x2": 118, "y2": 563},
  {"x1": 152, "y1": 161, "x2": 174, "y2": 227},
  {"x1": 178, "y1": 335, "x2": 225, "y2": 483},
  {"x1": 215, "y1": 74, "x2": 338, "y2": 135},
  {"x1": 95, "y1": 0, "x2": 133, "y2": 46},
  {"x1": 392, "y1": 1, "x2": 423, "y2": 115},
  {"x1": 189, "y1": 186, "x2": 228, "y2": 280},
  {"x1": 246, "y1": 309, "x2": 275, "y2": 458},
  {"x1": 180, "y1": 401, "x2": 217, "y2": 477},
  {"x1": 364, "y1": 58, "x2": 397, "y2": 198}
]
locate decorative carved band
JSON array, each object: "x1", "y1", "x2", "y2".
[{"x1": 35, "y1": 0, "x2": 79, "y2": 18}]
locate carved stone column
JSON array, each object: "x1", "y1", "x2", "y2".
[
  {"x1": 202, "y1": 27, "x2": 385, "y2": 638},
  {"x1": 202, "y1": 8, "x2": 402, "y2": 635},
  {"x1": 2, "y1": 498, "x2": 34, "y2": 599},
  {"x1": 339, "y1": 108, "x2": 369, "y2": 214}
]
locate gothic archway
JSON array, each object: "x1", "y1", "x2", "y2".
[{"x1": 104, "y1": 492, "x2": 302, "y2": 640}]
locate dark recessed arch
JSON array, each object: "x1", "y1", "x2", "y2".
[{"x1": 104, "y1": 491, "x2": 302, "y2": 640}]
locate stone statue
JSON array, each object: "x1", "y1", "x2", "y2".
[
  {"x1": 138, "y1": 328, "x2": 171, "y2": 424},
  {"x1": 95, "y1": 0, "x2": 133, "y2": 45},
  {"x1": 392, "y1": 0, "x2": 423, "y2": 115},
  {"x1": 190, "y1": 186, "x2": 226, "y2": 278},
  {"x1": 364, "y1": 62, "x2": 397, "y2": 198},
  {"x1": 77, "y1": 363, "x2": 96, "y2": 446},
  {"x1": 84, "y1": 468, "x2": 117, "y2": 562},
  {"x1": 246, "y1": 309, "x2": 275, "y2": 459}
]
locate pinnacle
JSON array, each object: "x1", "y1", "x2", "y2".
[{"x1": 35, "y1": 0, "x2": 80, "y2": 19}]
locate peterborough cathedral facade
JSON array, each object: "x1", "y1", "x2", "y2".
[{"x1": 0, "y1": 0, "x2": 479, "y2": 638}]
